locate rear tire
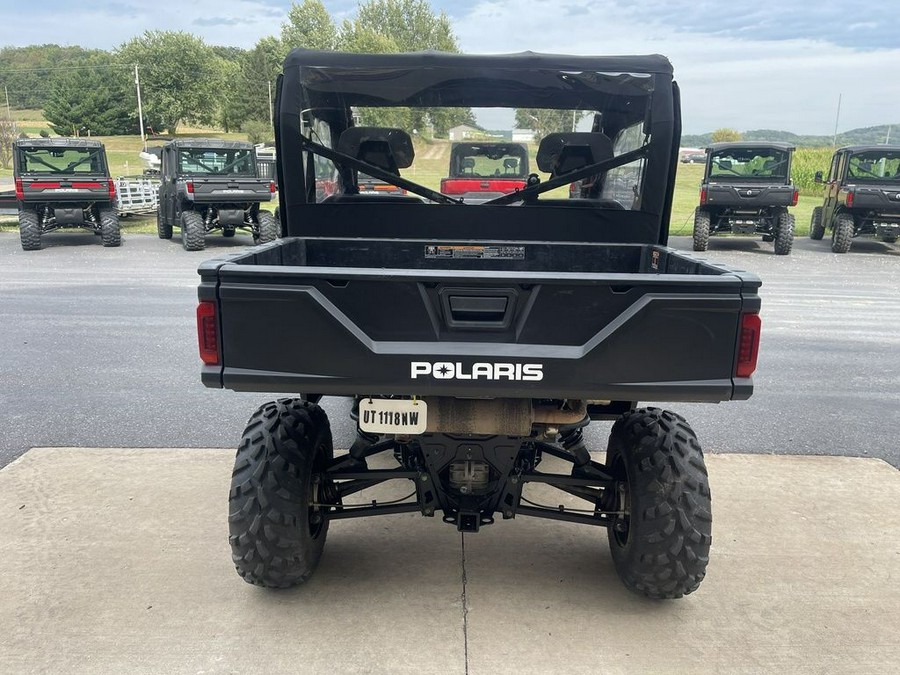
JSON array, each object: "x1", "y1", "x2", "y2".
[
  {"x1": 881, "y1": 234, "x2": 898, "y2": 244},
  {"x1": 831, "y1": 213, "x2": 853, "y2": 253},
  {"x1": 156, "y1": 206, "x2": 172, "y2": 239},
  {"x1": 773, "y1": 210, "x2": 794, "y2": 255},
  {"x1": 18, "y1": 208, "x2": 41, "y2": 251},
  {"x1": 692, "y1": 208, "x2": 710, "y2": 251},
  {"x1": 605, "y1": 407, "x2": 712, "y2": 599},
  {"x1": 99, "y1": 208, "x2": 121, "y2": 247},
  {"x1": 809, "y1": 207, "x2": 825, "y2": 240},
  {"x1": 254, "y1": 210, "x2": 278, "y2": 245},
  {"x1": 181, "y1": 210, "x2": 206, "y2": 251},
  {"x1": 229, "y1": 399, "x2": 334, "y2": 588}
]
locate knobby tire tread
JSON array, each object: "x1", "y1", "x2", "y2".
[
  {"x1": 18, "y1": 208, "x2": 41, "y2": 250},
  {"x1": 606, "y1": 407, "x2": 712, "y2": 599},
  {"x1": 228, "y1": 398, "x2": 333, "y2": 588},
  {"x1": 692, "y1": 209, "x2": 710, "y2": 251}
]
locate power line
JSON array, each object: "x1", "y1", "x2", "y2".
[{"x1": 0, "y1": 63, "x2": 135, "y2": 74}]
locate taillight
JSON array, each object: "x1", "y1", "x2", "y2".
[
  {"x1": 196, "y1": 301, "x2": 219, "y2": 366},
  {"x1": 845, "y1": 191, "x2": 854, "y2": 208},
  {"x1": 15, "y1": 178, "x2": 24, "y2": 201},
  {"x1": 700, "y1": 187, "x2": 708, "y2": 204},
  {"x1": 791, "y1": 189, "x2": 799, "y2": 207},
  {"x1": 108, "y1": 179, "x2": 117, "y2": 200},
  {"x1": 186, "y1": 181, "x2": 194, "y2": 194},
  {"x1": 269, "y1": 181, "x2": 277, "y2": 193},
  {"x1": 736, "y1": 313, "x2": 761, "y2": 378}
]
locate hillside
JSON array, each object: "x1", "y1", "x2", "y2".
[{"x1": 682, "y1": 124, "x2": 898, "y2": 148}]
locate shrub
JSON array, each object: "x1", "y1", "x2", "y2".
[{"x1": 242, "y1": 120, "x2": 273, "y2": 145}]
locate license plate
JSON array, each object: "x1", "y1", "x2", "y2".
[{"x1": 359, "y1": 398, "x2": 427, "y2": 435}]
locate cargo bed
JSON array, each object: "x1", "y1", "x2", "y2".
[{"x1": 198, "y1": 237, "x2": 761, "y2": 402}]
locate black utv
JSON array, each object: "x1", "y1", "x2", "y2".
[
  {"x1": 197, "y1": 50, "x2": 764, "y2": 600},
  {"x1": 693, "y1": 142, "x2": 797, "y2": 255},
  {"x1": 12, "y1": 138, "x2": 120, "y2": 250},
  {"x1": 156, "y1": 139, "x2": 279, "y2": 251},
  {"x1": 810, "y1": 145, "x2": 900, "y2": 252}
]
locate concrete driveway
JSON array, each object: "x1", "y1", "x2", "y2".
[{"x1": 1, "y1": 448, "x2": 897, "y2": 674}]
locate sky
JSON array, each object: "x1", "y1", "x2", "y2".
[{"x1": 0, "y1": 0, "x2": 897, "y2": 135}]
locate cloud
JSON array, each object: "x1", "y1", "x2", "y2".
[
  {"x1": 0, "y1": 1, "x2": 288, "y2": 49},
  {"x1": 450, "y1": 0, "x2": 899, "y2": 134},
  {"x1": 194, "y1": 17, "x2": 245, "y2": 27},
  {"x1": 0, "y1": 0, "x2": 896, "y2": 135}
]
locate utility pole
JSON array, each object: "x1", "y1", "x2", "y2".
[
  {"x1": 4, "y1": 86, "x2": 10, "y2": 119},
  {"x1": 268, "y1": 81, "x2": 274, "y2": 129},
  {"x1": 134, "y1": 64, "x2": 146, "y2": 150},
  {"x1": 886, "y1": 125, "x2": 892, "y2": 144},
  {"x1": 831, "y1": 93, "x2": 842, "y2": 147}
]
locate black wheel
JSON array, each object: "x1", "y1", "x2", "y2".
[
  {"x1": 773, "y1": 209, "x2": 794, "y2": 255},
  {"x1": 831, "y1": 213, "x2": 853, "y2": 253},
  {"x1": 692, "y1": 208, "x2": 710, "y2": 251},
  {"x1": 229, "y1": 399, "x2": 334, "y2": 588},
  {"x1": 99, "y1": 208, "x2": 121, "y2": 247},
  {"x1": 254, "y1": 210, "x2": 279, "y2": 245},
  {"x1": 881, "y1": 234, "x2": 898, "y2": 244},
  {"x1": 274, "y1": 206, "x2": 282, "y2": 237},
  {"x1": 156, "y1": 205, "x2": 172, "y2": 239},
  {"x1": 605, "y1": 407, "x2": 712, "y2": 599},
  {"x1": 18, "y1": 208, "x2": 41, "y2": 251},
  {"x1": 222, "y1": 227, "x2": 236, "y2": 238},
  {"x1": 809, "y1": 206, "x2": 825, "y2": 240},
  {"x1": 180, "y1": 210, "x2": 206, "y2": 251}
]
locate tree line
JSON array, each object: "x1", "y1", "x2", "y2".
[{"x1": 0, "y1": 0, "x2": 470, "y2": 138}]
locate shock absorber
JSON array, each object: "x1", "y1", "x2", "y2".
[{"x1": 559, "y1": 424, "x2": 591, "y2": 468}]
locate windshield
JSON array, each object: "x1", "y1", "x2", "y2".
[
  {"x1": 19, "y1": 147, "x2": 106, "y2": 175},
  {"x1": 448, "y1": 143, "x2": 529, "y2": 179},
  {"x1": 847, "y1": 151, "x2": 900, "y2": 181},
  {"x1": 708, "y1": 148, "x2": 790, "y2": 180},
  {"x1": 177, "y1": 148, "x2": 255, "y2": 176}
]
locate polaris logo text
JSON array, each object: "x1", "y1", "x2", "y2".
[{"x1": 410, "y1": 361, "x2": 543, "y2": 381}]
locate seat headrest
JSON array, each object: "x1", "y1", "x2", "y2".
[
  {"x1": 536, "y1": 132, "x2": 614, "y2": 176},
  {"x1": 337, "y1": 127, "x2": 415, "y2": 174}
]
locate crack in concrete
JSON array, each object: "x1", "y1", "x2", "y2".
[{"x1": 461, "y1": 532, "x2": 470, "y2": 675}]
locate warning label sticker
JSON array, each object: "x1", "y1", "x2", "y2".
[{"x1": 424, "y1": 245, "x2": 525, "y2": 260}]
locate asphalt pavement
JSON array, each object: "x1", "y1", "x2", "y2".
[{"x1": 0, "y1": 231, "x2": 898, "y2": 468}]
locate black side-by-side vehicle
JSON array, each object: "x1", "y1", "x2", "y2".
[
  {"x1": 197, "y1": 50, "x2": 762, "y2": 599},
  {"x1": 693, "y1": 142, "x2": 797, "y2": 255},
  {"x1": 9, "y1": 138, "x2": 120, "y2": 250},
  {"x1": 156, "y1": 139, "x2": 279, "y2": 251},
  {"x1": 810, "y1": 145, "x2": 900, "y2": 252}
]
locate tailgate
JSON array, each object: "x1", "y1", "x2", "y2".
[
  {"x1": 186, "y1": 178, "x2": 272, "y2": 202},
  {"x1": 441, "y1": 178, "x2": 526, "y2": 194},
  {"x1": 848, "y1": 185, "x2": 900, "y2": 212},
  {"x1": 200, "y1": 249, "x2": 760, "y2": 403},
  {"x1": 19, "y1": 177, "x2": 111, "y2": 202},
  {"x1": 706, "y1": 183, "x2": 794, "y2": 207}
]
